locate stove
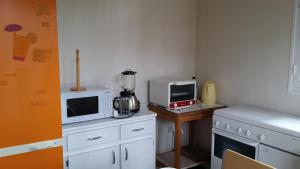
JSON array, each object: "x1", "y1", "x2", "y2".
[{"x1": 211, "y1": 106, "x2": 300, "y2": 169}]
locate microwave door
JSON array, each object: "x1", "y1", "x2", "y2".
[
  {"x1": 67, "y1": 96, "x2": 99, "y2": 117},
  {"x1": 170, "y1": 84, "x2": 195, "y2": 102}
]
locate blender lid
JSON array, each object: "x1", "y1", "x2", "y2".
[
  {"x1": 120, "y1": 90, "x2": 132, "y2": 97},
  {"x1": 122, "y1": 70, "x2": 137, "y2": 75}
]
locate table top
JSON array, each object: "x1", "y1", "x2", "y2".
[
  {"x1": 148, "y1": 104, "x2": 225, "y2": 122},
  {"x1": 167, "y1": 104, "x2": 225, "y2": 114}
]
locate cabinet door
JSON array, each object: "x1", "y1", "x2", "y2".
[
  {"x1": 69, "y1": 146, "x2": 120, "y2": 169},
  {"x1": 121, "y1": 138, "x2": 155, "y2": 169},
  {"x1": 258, "y1": 144, "x2": 300, "y2": 169}
]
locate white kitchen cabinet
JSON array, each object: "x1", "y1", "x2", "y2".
[
  {"x1": 121, "y1": 138, "x2": 155, "y2": 169},
  {"x1": 62, "y1": 110, "x2": 156, "y2": 169},
  {"x1": 69, "y1": 145, "x2": 120, "y2": 169},
  {"x1": 258, "y1": 144, "x2": 300, "y2": 169}
]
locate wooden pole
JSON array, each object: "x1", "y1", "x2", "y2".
[
  {"x1": 71, "y1": 49, "x2": 86, "y2": 91},
  {"x1": 75, "y1": 49, "x2": 80, "y2": 89}
]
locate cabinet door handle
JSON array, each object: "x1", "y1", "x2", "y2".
[
  {"x1": 87, "y1": 136, "x2": 102, "y2": 141},
  {"x1": 125, "y1": 147, "x2": 128, "y2": 161},
  {"x1": 112, "y1": 151, "x2": 116, "y2": 164},
  {"x1": 132, "y1": 128, "x2": 144, "y2": 132}
]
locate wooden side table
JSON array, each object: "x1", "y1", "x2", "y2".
[{"x1": 148, "y1": 104, "x2": 225, "y2": 169}]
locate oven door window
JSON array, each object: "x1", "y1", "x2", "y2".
[
  {"x1": 170, "y1": 84, "x2": 195, "y2": 102},
  {"x1": 214, "y1": 134, "x2": 256, "y2": 159},
  {"x1": 67, "y1": 96, "x2": 99, "y2": 117}
]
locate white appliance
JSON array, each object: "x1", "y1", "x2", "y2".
[
  {"x1": 61, "y1": 86, "x2": 113, "y2": 124},
  {"x1": 211, "y1": 106, "x2": 300, "y2": 169},
  {"x1": 149, "y1": 79, "x2": 196, "y2": 109}
]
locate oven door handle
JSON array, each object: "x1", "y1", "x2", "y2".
[{"x1": 213, "y1": 128, "x2": 259, "y2": 148}]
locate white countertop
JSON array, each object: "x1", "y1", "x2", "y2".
[
  {"x1": 214, "y1": 106, "x2": 300, "y2": 138},
  {"x1": 62, "y1": 108, "x2": 156, "y2": 132}
]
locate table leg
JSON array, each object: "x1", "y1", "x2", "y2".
[
  {"x1": 189, "y1": 121, "x2": 194, "y2": 146},
  {"x1": 175, "y1": 120, "x2": 181, "y2": 169}
]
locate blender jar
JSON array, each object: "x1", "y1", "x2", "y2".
[{"x1": 121, "y1": 70, "x2": 136, "y2": 91}]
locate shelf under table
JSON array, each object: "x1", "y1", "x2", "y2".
[{"x1": 157, "y1": 146, "x2": 209, "y2": 169}]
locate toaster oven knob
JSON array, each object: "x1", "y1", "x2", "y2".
[
  {"x1": 225, "y1": 124, "x2": 231, "y2": 130},
  {"x1": 215, "y1": 121, "x2": 221, "y2": 127},
  {"x1": 237, "y1": 127, "x2": 243, "y2": 134},
  {"x1": 246, "y1": 130, "x2": 252, "y2": 136},
  {"x1": 259, "y1": 134, "x2": 266, "y2": 141}
]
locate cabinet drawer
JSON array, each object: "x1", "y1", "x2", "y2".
[
  {"x1": 121, "y1": 120, "x2": 154, "y2": 139},
  {"x1": 67, "y1": 126, "x2": 119, "y2": 150}
]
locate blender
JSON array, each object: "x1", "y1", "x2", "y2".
[{"x1": 113, "y1": 70, "x2": 140, "y2": 117}]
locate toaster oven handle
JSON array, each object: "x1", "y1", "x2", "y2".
[{"x1": 173, "y1": 80, "x2": 195, "y2": 86}]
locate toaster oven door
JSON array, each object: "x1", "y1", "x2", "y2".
[{"x1": 170, "y1": 82, "x2": 195, "y2": 102}]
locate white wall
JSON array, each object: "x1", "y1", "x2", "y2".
[
  {"x1": 57, "y1": 0, "x2": 197, "y2": 153},
  {"x1": 57, "y1": 0, "x2": 300, "y2": 155},
  {"x1": 196, "y1": 0, "x2": 300, "y2": 115},
  {"x1": 194, "y1": 0, "x2": 300, "y2": 152}
]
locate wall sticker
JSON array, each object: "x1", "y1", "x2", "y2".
[
  {"x1": 4, "y1": 73, "x2": 17, "y2": 77},
  {"x1": 36, "y1": 3, "x2": 52, "y2": 28},
  {"x1": 4, "y1": 24, "x2": 37, "y2": 61},
  {"x1": 30, "y1": 100, "x2": 49, "y2": 107},
  {"x1": 41, "y1": 22, "x2": 50, "y2": 28},
  {"x1": 0, "y1": 80, "x2": 8, "y2": 87},
  {"x1": 36, "y1": 4, "x2": 51, "y2": 16},
  {"x1": 35, "y1": 90, "x2": 46, "y2": 95},
  {"x1": 32, "y1": 49, "x2": 52, "y2": 63}
]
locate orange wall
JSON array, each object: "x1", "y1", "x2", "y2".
[{"x1": 0, "y1": 0, "x2": 62, "y2": 148}]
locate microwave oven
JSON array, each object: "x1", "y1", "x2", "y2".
[
  {"x1": 149, "y1": 79, "x2": 197, "y2": 109},
  {"x1": 61, "y1": 86, "x2": 113, "y2": 124}
]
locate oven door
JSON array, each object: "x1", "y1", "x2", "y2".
[{"x1": 211, "y1": 128, "x2": 259, "y2": 169}]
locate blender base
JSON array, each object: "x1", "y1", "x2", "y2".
[{"x1": 113, "y1": 111, "x2": 138, "y2": 119}]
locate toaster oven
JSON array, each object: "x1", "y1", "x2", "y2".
[{"x1": 149, "y1": 79, "x2": 197, "y2": 109}]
